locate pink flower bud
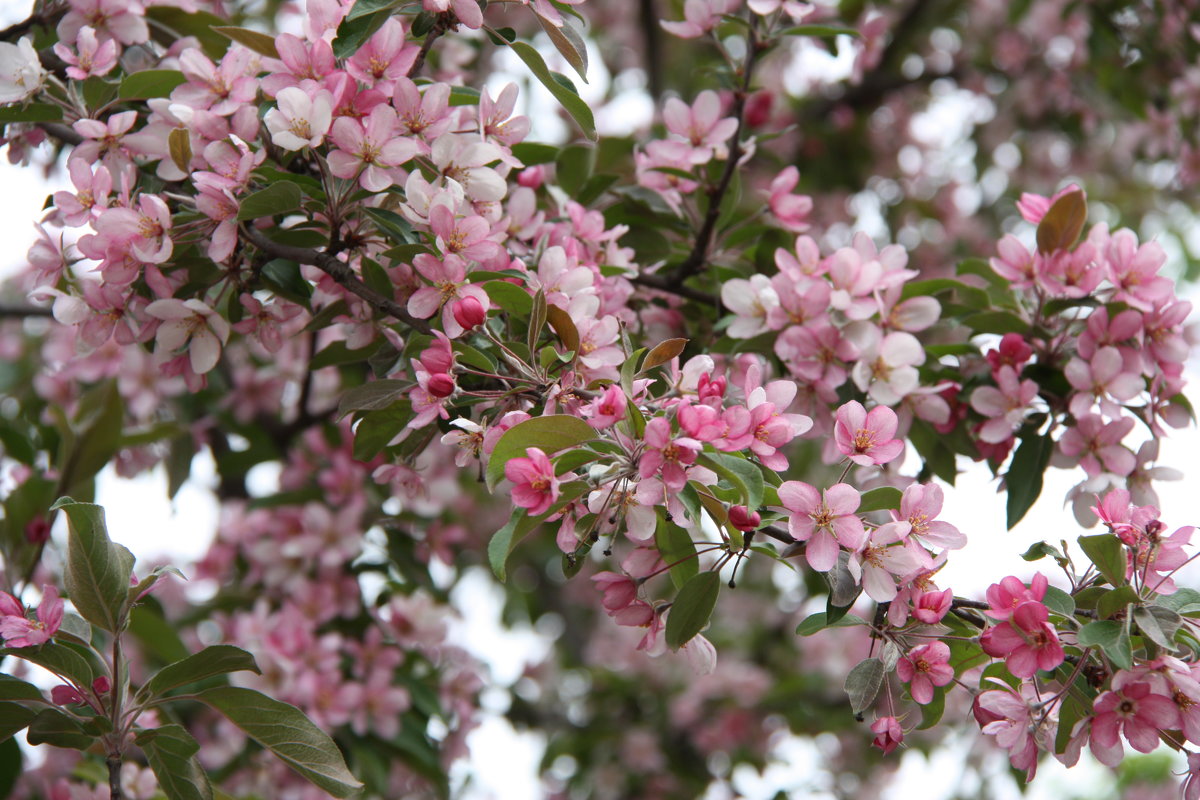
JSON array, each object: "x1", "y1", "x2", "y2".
[
  {"x1": 870, "y1": 716, "x2": 903, "y2": 754},
  {"x1": 92, "y1": 676, "x2": 111, "y2": 694},
  {"x1": 728, "y1": 505, "x2": 761, "y2": 532},
  {"x1": 744, "y1": 90, "x2": 773, "y2": 128},
  {"x1": 52, "y1": 685, "x2": 85, "y2": 705},
  {"x1": 427, "y1": 373, "x2": 455, "y2": 398},
  {"x1": 517, "y1": 165, "x2": 545, "y2": 189},
  {"x1": 451, "y1": 296, "x2": 486, "y2": 331},
  {"x1": 25, "y1": 517, "x2": 50, "y2": 544}
]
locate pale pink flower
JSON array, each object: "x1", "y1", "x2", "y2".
[
  {"x1": 1057, "y1": 413, "x2": 1135, "y2": 477},
  {"x1": 969, "y1": 365, "x2": 1039, "y2": 443},
  {"x1": 53, "y1": 157, "x2": 112, "y2": 226},
  {"x1": 663, "y1": 90, "x2": 739, "y2": 163},
  {"x1": 54, "y1": 26, "x2": 118, "y2": 80},
  {"x1": 145, "y1": 298, "x2": 230, "y2": 374},
  {"x1": 327, "y1": 105, "x2": 419, "y2": 192},
  {"x1": 506, "y1": 447, "x2": 560, "y2": 516},
  {"x1": 984, "y1": 573, "x2": 1048, "y2": 621},
  {"x1": 264, "y1": 87, "x2": 333, "y2": 151},
  {"x1": 346, "y1": 17, "x2": 419, "y2": 87},
  {"x1": 1105, "y1": 229, "x2": 1174, "y2": 311},
  {"x1": 584, "y1": 385, "x2": 626, "y2": 430},
  {"x1": 423, "y1": 0, "x2": 483, "y2": 29},
  {"x1": 721, "y1": 275, "x2": 778, "y2": 338},
  {"x1": 406, "y1": 253, "x2": 491, "y2": 337},
  {"x1": 896, "y1": 641, "x2": 953, "y2": 704},
  {"x1": 846, "y1": 326, "x2": 925, "y2": 405},
  {"x1": 661, "y1": 0, "x2": 738, "y2": 38},
  {"x1": 58, "y1": 0, "x2": 148, "y2": 46},
  {"x1": 777, "y1": 481, "x2": 865, "y2": 572},
  {"x1": 834, "y1": 401, "x2": 903, "y2": 466},
  {"x1": 1064, "y1": 346, "x2": 1144, "y2": 419},
  {"x1": 976, "y1": 684, "x2": 1041, "y2": 780},
  {"x1": 989, "y1": 234, "x2": 1036, "y2": 288},
  {"x1": 479, "y1": 83, "x2": 530, "y2": 148},
  {"x1": 848, "y1": 524, "x2": 922, "y2": 602}
]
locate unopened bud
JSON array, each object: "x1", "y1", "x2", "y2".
[
  {"x1": 728, "y1": 505, "x2": 761, "y2": 532},
  {"x1": 427, "y1": 373, "x2": 455, "y2": 398},
  {"x1": 92, "y1": 676, "x2": 111, "y2": 694},
  {"x1": 51, "y1": 685, "x2": 85, "y2": 706},
  {"x1": 452, "y1": 296, "x2": 486, "y2": 331},
  {"x1": 25, "y1": 517, "x2": 50, "y2": 544}
]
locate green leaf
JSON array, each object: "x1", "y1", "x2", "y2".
[
  {"x1": 2, "y1": 642, "x2": 95, "y2": 687},
  {"x1": 1021, "y1": 541, "x2": 1067, "y2": 566},
  {"x1": 1156, "y1": 588, "x2": 1200, "y2": 615},
  {"x1": 0, "y1": 674, "x2": 46, "y2": 703},
  {"x1": 535, "y1": 12, "x2": 589, "y2": 81},
  {"x1": 665, "y1": 571, "x2": 720, "y2": 650},
  {"x1": 485, "y1": 415, "x2": 596, "y2": 491},
  {"x1": 310, "y1": 339, "x2": 377, "y2": 370},
  {"x1": 655, "y1": 515, "x2": 698, "y2": 590},
  {"x1": 511, "y1": 142, "x2": 559, "y2": 165},
  {"x1": 916, "y1": 686, "x2": 947, "y2": 729},
  {"x1": 824, "y1": 551, "x2": 862, "y2": 621},
  {"x1": 1078, "y1": 533, "x2": 1128, "y2": 587},
  {"x1": 52, "y1": 498, "x2": 134, "y2": 634},
  {"x1": 145, "y1": 8, "x2": 230, "y2": 57},
  {"x1": 1134, "y1": 605, "x2": 1182, "y2": 650},
  {"x1": 1078, "y1": 619, "x2": 1133, "y2": 670},
  {"x1": 0, "y1": 737, "x2": 20, "y2": 797},
  {"x1": 857, "y1": 486, "x2": 903, "y2": 513},
  {"x1": 448, "y1": 85, "x2": 481, "y2": 106},
  {"x1": 352, "y1": 400, "x2": 414, "y2": 462},
  {"x1": 344, "y1": 0, "x2": 398, "y2": 20},
  {"x1": 0, "y1": 103, "x2": 63, "y2": 123},
  {"x1": 487, "y1": 481, "x2": 588, "y2": 581},
  {"x1": 1055, "y1": 690, "x2": 1089, "y2": 754},
  {"x1": 1042, "y1": 585, "x2": 1076, "y2": 618},
  {"x1": 58, "y1": 380, "x2": 124, "y2": 497},
  {"x1": 129, "y1": 600, "x2": 190, "y2": 665},
  {"x1": 237, "y1": 181, "x2": 302, "y2": 221},
  {"x1": 779, "y1": 24, "x2": 862, "y2": 38},
  {"x1": 140, "y1": 645, "x2": 260, "y2": 703},
  {"x1": 118, "y1": 70, "x2": 188, "y2": 100},
  {"x1": 335, "y1": 380, "x2": 409, "y2": 420},
  {"x1": 556, "y1": 143, "x2": 595, "y2": 196},
  {"x1": 1096, "y1": 585, "x2": 1139, "y2": 620},
  {"x1": 482, "y1": 281, "x2": 533, "y2": 317},
  {"x1": 502, "y1": 39, "x2": 596, "y2": 140},
  {"x1": 0, "y1": 702, "x2": 37, "y2": 742},
  {"x1": 195, "y1": 687, "x2": 362, "y2": 797},
  {"x1": 136, "y1": 725, "x2": 214, "y2": 800},
  {"x1": 640, "y1": 338, "x2": 688, "y2": 372},
  {"x1": 1005, "y1": 433, "x2": 1052, "y2": 529},
  {"x1": 260, "y1": 258, "x2": 313, "y2": 305},
  {"x1": 695, "y1": 452, "x2": 764, "y2": 510},
  {"x1": 965, "y1": 310, "x2": 1030, "y2": 335},
  {"x1": 795, "y1": 612, "x2": 869, "y2": 636},
  {"x1": 844, "y1": 657, "x2": 885, "y2": 714},
  {"x1": 362, "y1": 207, "x2": 419, "y2": 244},
  {"x1": 26, "y1": 709, "x2": 97, "y2": 750},
  {"x1": 333, "y1": 7, "x2": 391, "y2": 59},
  {"x1": 212, "y1": 25, "x2": 280, "y2": 58}
]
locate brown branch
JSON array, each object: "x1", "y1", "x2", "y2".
[
  {"x1": 666, "y1": 22, "x2": 761, "y2": 286},
  {"x1": 0, "y1": 303, "x2": 52, "y2": 318},
  {"x1": 241, "y1": 226, "x2": 433, "y2": 334},
  {"x1": 0, "y1": 2, "x2": 65, "y2": 43},
  {"x1": 407, "y1": 15, "x2": 451, "y2": 79},
  {"x1": 630, "y1": 273, "x2": 718, "y2": 306}
]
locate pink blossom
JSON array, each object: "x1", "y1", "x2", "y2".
[
  {"x1": 346, "y1": 17, "x2": 419, "y2": 87},
  {"x1": 145, "y1": 298, "x2": 230, "y2": 375},
  {"x1": 976, "y1": 684, "x2": 1041, "y2": 780},
  {"x1": 969, "y1": 365, "x2": 1038, "y2": 443},
  {"x1": 765, "y1": 166, "x2": 813, "y2": 232},
  {"x1": 0, "y1": 585, "x2": 63, "y2": 648},
  {"x1": 979, "y1": 600, "x2": 1064, "y2": 678},
  {"x1": 1065, "y1": 346, "x2": 1145, "y2": 419},
  {"x1": 729, "y1": 506, "x2": 761, "y2": 532},
  {"x1": 875, "y1": 483, "x2": 967, "y2": 558},
  {"x1": 896, "y1": 641, "x2": 954, "y2": 704},
  {"x1": 912, "y1": 588, "x2": 953, "y2": 624},
  {"x1": 422, "y1": 0, "x2": 483, "y2": 29},
  {"x1": 985, "y1": 333, "x2": 1033, "y2": 377},
  {"x1": 53, "y1": 157, "x2": 112, "y2": 227},
  {"x1": 870, "y1": 716, "x2": 904, "y2": 754},
  {"x1": 264, "y1": 87, "x2": 333, "y2": 151},
  {"x1": 834, "y1": 401, "x2": 903, "y2": 466},
  {"x1": 407, "y1": 253, "x2": 491, "y2": 337},
  {"x1": 639, "y1": 417, "x2": 700, "y2": 491},
  {"x1": 777, "y1": 481, "x2": 865, "y2": 572},
  {"x1": 584, "y1": 385, "x2": 627, "y2": 430},
  {"x1": 505, "y1": 447, "x2": 560, "y2": 516},
  {"x1": 58, "y1": 0, "x2": 148, "y2": 46},
  {"x1": 327, "y1": 105, "x2": 418, "y2": 192},
  {"x1": 990, "y1": 234, "x2": 1036, "y2": 288},
  {"x1": 984, "y1": 573, "x2": 1048, "y2": 621},
  {"x1": 1090, "y1": 681, "x2": 1181, "y2": 766},
  {"x1": 847, "y1": 524, "x2": 922, "y2": 602},
  {"x1": 661, "y1": 0, "x2": 738, "y2": 38},
  {"x1": 53, "y1": 26, "x2": 118, "y2": 80}
]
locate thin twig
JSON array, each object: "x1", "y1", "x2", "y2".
[
  {"x1": 0, "y1": 303, "x2": 52, "y2": 318},
  {"x1": 666, "y1": 23, "x2": 761, "y2": 286},
  {"x1": 241, "y1": 226, "x2": 433, "y2": 334},
  {"x1": 407, "y1": 15, "x2": 451, "y2": 79},
  {"x1": 630, "y1": 273, "x2": 718, "y2": 305}
]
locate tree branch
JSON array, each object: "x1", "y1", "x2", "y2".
[
  {"x1": 0, "y1": 303, "x2": 52, "y2": 318},
  {"x1": 630, "y1": 273, "x2": 718, "y2": 306},
  {"x1": 665, "y1": 22, "x2": 761, "y2": 287},
  {"x1": 407, "y1": 14, "x2": 451, "y2": 79},
  {"x1": 241, "y1": 226, "x2": 433, "y2": 335}
]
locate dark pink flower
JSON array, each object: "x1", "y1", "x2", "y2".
[
  {"x1": 0, "y1": 585, "x2": 63, "y2": 648},
  {"x1": 896, "y1": 641, "x2": 954, "y2": 704},
  {"x1": 728, "y1": 506, "x2": 761, "y2": 532},
  {"x1": 505, "y1": 447, "x2": 560, "y2": 516},
  {"x1": 871, "y1": 716, "x2": 903, "y2": 754},
  {"x1": 1090, "y1": 681, "x2": 1181, "y2": 766},
  {"x1": 777, "y1": 481, "x2": 865, "y2": 572},
  {"x1": 979, "y1": 600, "x2": 1064, "y2": 678}
]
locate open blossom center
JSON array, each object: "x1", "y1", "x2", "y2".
[
  {"x1": 853, "y1": 429, "x2": 876, "y2": 450},
  {"x1": 289, "y1": 119, "x2": 313, "y2": 139}
]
